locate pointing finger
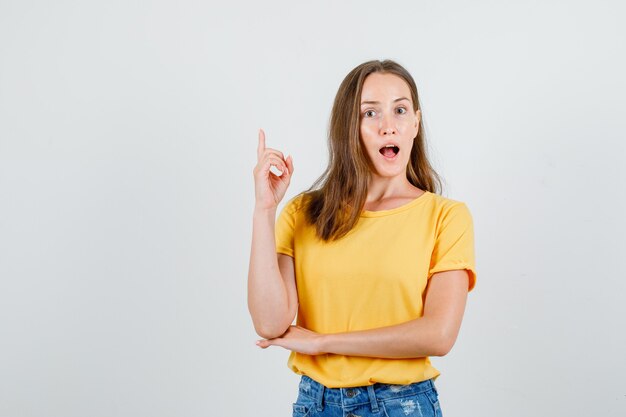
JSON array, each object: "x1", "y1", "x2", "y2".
[{"x1": 257, "y1": 128, "x2": 266, "y2": 160}]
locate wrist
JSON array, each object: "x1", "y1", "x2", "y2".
[{"x1": 253, "y1": 205, "x2": 277, "y2": 217}]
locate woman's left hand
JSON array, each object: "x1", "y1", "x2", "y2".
[{"x1": 256, "y1": 325, "x2": 326, "y2": 355}]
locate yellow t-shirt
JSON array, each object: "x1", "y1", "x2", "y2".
[{"x1": 274, "y1": 190, "x2": 477, "y2": 388}]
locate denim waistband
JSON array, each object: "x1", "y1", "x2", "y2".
[{"x1": 297, "y1": 374, "x2": 437, "y2": 412}]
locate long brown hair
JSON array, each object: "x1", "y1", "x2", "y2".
[{"x1": 300, "y1": 59, "x2": 443, "y2": 242}]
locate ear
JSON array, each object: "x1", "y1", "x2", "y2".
[{"x1": 414, "y1": 110, "x2": 421, "y2": 131}]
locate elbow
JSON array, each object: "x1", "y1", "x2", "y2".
[
  {"x1": 255, "y1": 322, "x2": 289, "y2": 340},
  {"x1": 433, "y1": 331, "x2": 458, "y2": 357},
  {"x1": 434, "y1": 342, "x2": 452, "y2": 357},
  {"x1": 250, "y1": 304, "x2": 297, "y2": 340},
  {"x1": 253, "y1": 312, "x2": 295, "y2": 340}
]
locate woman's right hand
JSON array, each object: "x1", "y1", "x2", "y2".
[{"x1": 253, "y1": 128, "x2": 294, "y2": 210}]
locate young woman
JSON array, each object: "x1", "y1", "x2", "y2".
[{"x1": 248, "y1": 59, "x2": 477, "y2": 417}]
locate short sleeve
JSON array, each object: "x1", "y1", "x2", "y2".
[
  {"x1": 428, "y1": 202, "x2": 477, "y2": 292},
  {"x1": 275, "y1": 195, "x2": 300, "y2": 258}
]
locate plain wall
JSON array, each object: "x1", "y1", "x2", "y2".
[{"x1": 1, "y1": 1, "x2": 624, "y2": 416}]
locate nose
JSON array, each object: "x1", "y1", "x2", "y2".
[{"x1": 379, "y1": 114, "x2": 397, "y2": 135}]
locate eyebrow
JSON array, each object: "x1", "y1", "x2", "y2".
[{"x1": 360, "y1": 97, "x2": 410, "y2": 106}]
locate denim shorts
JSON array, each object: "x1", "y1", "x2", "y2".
[{"x1": 292, "y1": 375, "x2": 443, "y2": 417}]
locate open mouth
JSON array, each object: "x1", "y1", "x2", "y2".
[{"x1": 379, "y1": 145, "x2": 400, "y2": 159}]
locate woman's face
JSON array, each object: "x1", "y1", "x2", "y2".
[{"x1": 359, "y1": 72, "x2": 420, "y2": 178}]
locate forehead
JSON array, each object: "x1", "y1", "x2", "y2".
[{"x1": 360, "y1": 73, "x2": 412, "y2": 102}]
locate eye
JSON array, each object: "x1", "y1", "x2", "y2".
[
  {"x1": 364, "y1": 110, "x2": 376, "y2": 118},
  {"x1": 396, "y1": 107, "x2": 407, "y2": 114}
]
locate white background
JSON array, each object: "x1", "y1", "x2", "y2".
[{"x1": 1, "y1": 1, "x2": 624, "y2": 416}]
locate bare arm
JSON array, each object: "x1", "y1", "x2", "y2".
[
  {"x1": 317, "y1": 270, "x2": 470, "y2": 358},
  {"x1": 247, "y1": 208, "x2": 298, "y2": 339},
  {"x1": 256, "y1": 270, "x2": 470, "y2": 357},
  {"x1": 247, "y1": 128, "x2": 296, "y2": 340}
]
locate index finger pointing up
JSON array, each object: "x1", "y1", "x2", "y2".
[{"x1": 257, "y1": 128, "x2": 266, "y2": 160}]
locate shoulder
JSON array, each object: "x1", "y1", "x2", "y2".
[
  {"x1": 427, "y1": 193, "x2": 473, "y2": 226},
  {"x1": 429, "y1": 193, "x2": 471, "y2": 212},
  {"x1": 278, "y1": 192, "x2": 310, "y2": 218}
]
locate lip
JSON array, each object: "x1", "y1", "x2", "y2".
[{"x1": 380, "y1": 141, "x2": 400, "y2": 148}]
